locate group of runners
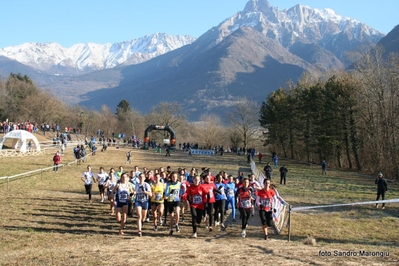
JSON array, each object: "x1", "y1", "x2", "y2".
[{"x1": 80, "y1": 165, "x2": 282, "y2": 239}]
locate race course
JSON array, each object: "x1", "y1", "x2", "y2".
[{"x1": 0, "y1": 144, "x2": 398, "y2": 265}]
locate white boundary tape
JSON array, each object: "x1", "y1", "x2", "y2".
[{"x1": 291, "y1": 199, "x2": 399, "y2": 212}]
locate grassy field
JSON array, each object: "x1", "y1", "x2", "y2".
[{"x1": 0, "y1": 141, "x2": 398, "y2": 265}]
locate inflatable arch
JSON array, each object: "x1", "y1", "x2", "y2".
[
  {"x1": 143, "y1": 125, "x2": 176, "y2": 148},
  {"x1": 0, "y1": 130, "x2": 41, "y2": 153}
]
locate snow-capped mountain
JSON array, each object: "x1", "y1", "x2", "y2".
[
  {"x1": 204, "y1": 0, "x2": 383, "y2": 63},
  {"x1": 0, "y1": 33, "x2": 195, "y2": 75},
  {"x1": 0, "y1": 0, "x2": 390, "y2": 120}
]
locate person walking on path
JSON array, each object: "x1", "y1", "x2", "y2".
[
  {"x1": 165, "y1": 146, "x2": 171, "y2": 157},
  {"x1": 279, "y1": 165, "x2": 288, "y2": 185},
  {"x1": 53, "y1": 151, "x2": 61, "y2": 172},
  {"x1": 375, "y1": 172, "x2": 388, "y2": 209},
  {"x1": 126, "y1": 150, "x2": 132, "y2": 164},
  {"x1": 273, "y1": 155, "x2": 278, "y2": 168},
  {"x1": 321, "y1": 160, "x2": 327, "y2": 175},
  {"x1": 258, "y1": 152, "x2": 263, "y2": 164}
]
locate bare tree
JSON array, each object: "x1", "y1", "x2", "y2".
[
  {"x1": 228, "y1": 98, "x2": 260, "y2": 151},
  {"x1": 99, "y1": 105, "x2": 118, "y2": 138},
  {"x1": 229, "y1": 128, "x2": 243, "y2": 150},
  {"x1": 197, "y1": 114, "x2": 224, "y2": 149},
  {"x1": 147, "y1": 102, "x2": 186, "y2": 129}
]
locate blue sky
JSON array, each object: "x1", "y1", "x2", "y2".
[{"x1": 0, "y1": 0, "x2": 397, "y2": 48}]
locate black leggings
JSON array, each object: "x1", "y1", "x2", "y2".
[
  {"x1": 239, "y1": 208, "x2": 251, "y2": 229},
  {"x1": 84, "y1": 184, "x2": 92, "y2": 200},
  {"x1": 214, "y1": 200, "x2": 225, "y2": 223},
  {"x1": 205, "y1": 203, "x2": 214, "y2": 227},
  {"x1": 259, "y1": 210, "x2": 273, "y2": 226},
  {"x1": 190, "y1": 207, "x2": 204, "y2": 233},
  {"x1": 164, "y1": 200, "x2": 169, "y2": 221},
  {"x1": 376, "y1": 191, "x2": 386, "y2": 207}
]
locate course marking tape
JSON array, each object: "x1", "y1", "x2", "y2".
[{"x1": 291, "y1": 198, "x2": 399, "y2": 212}]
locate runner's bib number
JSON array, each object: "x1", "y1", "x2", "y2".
[
  {"x1": 193, "y1": 195, "x2": 202, "y2": 204},
  {"x1": 168, "y1": 189, "x2": 179, "y2": 202},
  {"x1": 154, "y1": 193, "x2": 163, "y2": 201},
  {"x1": 227, "y1": 189, "x2": 234, "y2": 197},
  {"x1": 136, "y1": 193, "x2": 146, "y2": 203},
  {"x1": 261, "y1": 199, "x2": 270, "y2": 207},
  {"x1": 241, "y1": 199, "x2": 251, "y2": 209},
  {"x1": 119, "y1": 191, "x2": 128, "y2": 202}
]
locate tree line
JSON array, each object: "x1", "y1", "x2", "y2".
[
  {"x1": 259, "y1": 48, "x2": 399, "y2": 180},
  {"x1": 2, "y1": 47, "x2": 397, "y2": 179},
  {"x1": 0, "y1": 74, "x2": 262, "y2": 152}
]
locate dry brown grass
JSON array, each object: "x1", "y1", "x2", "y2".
[{"x1": 0, "y1": 143, "x2": 398, "y2": 265}]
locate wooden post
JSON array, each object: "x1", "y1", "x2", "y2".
[{"x1": 288, "y1": 204, "x2": 292, "y2": 242}]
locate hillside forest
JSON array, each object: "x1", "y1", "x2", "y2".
[{"x1": 0, "y1": 48, "x2": 398, "y2": 180}]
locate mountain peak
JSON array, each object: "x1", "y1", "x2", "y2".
[
  {"x1": 0, "y1": 33, "x2": 195, "y2": 74},
  {"x1": 243, "y1": 0, "x2": 272, "y2": 13}
]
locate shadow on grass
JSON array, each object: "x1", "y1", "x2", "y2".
[{"x1": 3, "y1": 225, "x2": 116, "y2": 235}]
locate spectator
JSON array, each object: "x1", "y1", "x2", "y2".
[
  {"x1": 126, "y1": 150, "x2": 132, "y2": 164},
  {"x1": 165, "y1": 146, "x2": 171, "y2": 157},
  {"x1": 279, "y1": 165, "x2": 288, "y2": 185},
  {"x1": 263, "y1": 163, "x2": 273, "y2": 179},
  {"x1": 258, "y1": 152, "x2": 263, "y2": 164},
  {"x1": 375, "y1": 172, "x2": 388, "y2": 209},
  {"x1": 321, "y1": 160, "x2": 327, "y2": 175},
  {"x1": 273, "y1": 154, "x2": 278, "y2": 168},
  {"x1": 53, "y1": 151, "x2": 61, "y2": 172}
]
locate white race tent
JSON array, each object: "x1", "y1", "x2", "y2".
[{"x1": 0, "y1": 130, "x2": 40, "y2": 153}]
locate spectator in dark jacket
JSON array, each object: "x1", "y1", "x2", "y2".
[
  {"x1": 279, "y1": 165, "x2": 288, "y2": 185},
  {"x1": 321, "y1": 160, "x2": 327, "y2": 175},
  {"x1": 263, "y1": 163, "x2": 272, "y2": 179},
  {"x1": 375, "y1": 172, "x2": 388, "y2": 209}
]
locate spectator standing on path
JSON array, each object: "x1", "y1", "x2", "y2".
[
  {"x1": 321, "y1": 160, "x2": 327, "y2": 175},
  {"x1": 53, "y1": 151, "x2": 61, "y2": 172},
  {"x1": 91, "y1": 145, "x2": 97, "y2": 156},
  {"x1": 60, "y1": 143, "x2": 65, "y2": 155},
  {"x1": 273, "y1": 155, "x2": 278, "y2": 168},
  {"x1": 80, "y1": 145, "x2": 86, "y2": 163},
  {"x1": 279, "y1": 165, "x2": 288, "y2": 185},
  {"x1": 263, "y1": 163, "x2": 273, "y2": 180},
  {"x1": 126, "y1": 151, "x2": 132, "y2": 164},
  {"x1": 165, "y1": 146, "x2": 171, "y2": 157},
  {"x1": 258, "y1": 152, "x2": 263, "y2": 164},
  {"x1": 246, "y1": 153, "x2": 251, "y2": 164},
  {"x1": 375, "y1": 172, "x2": 388, "y2": 209}
]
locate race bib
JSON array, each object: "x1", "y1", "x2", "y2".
[
  {"x1": 168, "y1": 189, "x2": 179, "y2": 202},
  {"x1": 241, "y1": 199, "x2": 251, "y2": 209},
  {"x1": 227, "y1": 189, "x2": 234, "y2": 197},
  {"x1": 136, "y1": 193, "x2": 146, "y2": 203},
  {"x1": 154, "y1": 193, "x2": 163, "y2": 201},
  {"x1": 261, "y1": 199, "x2": 270, "y2": 207},
  {"x1": 119, "y1": 191, "x2": 128, "y2": 202},
  {"x1": 193, "y1": 195, "x2": 202, "y2": 204}
]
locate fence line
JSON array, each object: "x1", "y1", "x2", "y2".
[
  {"x1": 0, "y1": 149, "x2": 94, "y2": 190},
  {"x1": 249, "y1": 158, "x2": 398, "y2": 242}
]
